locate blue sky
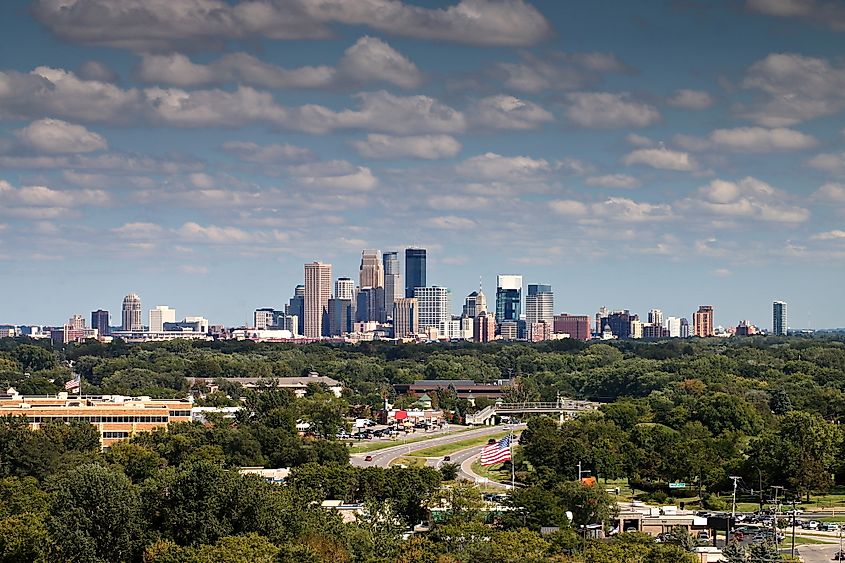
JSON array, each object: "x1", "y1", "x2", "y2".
[{"x1": 1, "y1": 0, "x2": 844, "y2": 329}]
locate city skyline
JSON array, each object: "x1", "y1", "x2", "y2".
[{"x1": 1, "y1": 1, "x2": 844, "y2": 327}]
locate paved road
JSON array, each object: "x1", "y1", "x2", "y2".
[
  {"x1": 794, "y1": 544, "x2": 842, "y2": 562},
  {"x1": 349, "y1": 425, "x2": 509, "y2": 468}
]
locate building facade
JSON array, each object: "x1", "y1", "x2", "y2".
[
  {"x1": 286, "y1": 285, "x2": 305, "y2": 336},
  {"x1": 553, "y1": 314, "x2": 591, "y2": 341},
  {"x1": 149, "y1": 306, "x2": 176, "y2": 332},
  {"x1": 525, "y1": 284, "x2": 554, "y2": 338},
  {"x1": 773, "y1": 301, "x2": 787, "y2": 336},
  {"x1": 121, "y1": 293, "x2": 142, "y2": 331},
  {"x1": 495, "y1": 274, "x2": 522, "y2": 324},
  {"x1": 304, "y1": 262, "x2": 332, "y2": 338},
  {"x1": 359, "y1": 249, "x2": 384, "y2": 290},
  {"x1": 393, "y1": 297, "x2": 419, "y2": 338},
  {"x1": 382, "y1": 251, "x2": 401, "y2": 318},
  {"x1": 462, "y1": 290, "x2": 487, "y2": 318},
  {"x1": 473, "y1": 311, "x2": 497, "y2": 343},
  {"x1": 328, "y1": 298, "x2": 354, "y2": 336},
  {"x1": 91, "y1": 309, "x2": 110, "y2": 337},
  {"x1": 692, "y1": 305, "x2": 714, "y2": 337},
  {"x1": 334, "y1": 277, "x2": 355, "y2": 301},
  {"x1": 414, "y1": 286, "x2": 451, "y2": 333},
  {"x1": 404, "y1": 248, "x2": 426, "y2": 298}
]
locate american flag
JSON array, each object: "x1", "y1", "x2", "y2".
[
  {"x1": 480, "y1": 434, "x2": 512, "y2": 466},
  {"x1": 65, "y1": 375, "x2": 80, "y2": 391}
]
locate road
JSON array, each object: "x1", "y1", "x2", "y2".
[
  {"x1": 349, "y1": 424, "x2": 510, "y2": 468},
  {"x1": 794, "y1": 544, "x2": 842, "y2": 562}
]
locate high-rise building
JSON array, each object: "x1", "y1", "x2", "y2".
[
  {"x1": 334, "y1": 278, "x2": 355, "y2": 301},
  {"x1": 414, "y1": 286, "x2": 451, "y2": 333},
  {"x1": 553, "y1": 314, "x2": 591, "y2": 341},
  {"x1": 693, "y1": 305, "x2": 714, "y2": 337},
  {"x1": 681, "y1": 318, "x2": 690, "y2": 338},
  {"x1": 404, "y1": 248, "x2": 426, "y2": 298},
  {"x1": 382, "y1": 251, "x2": 401, "y2": 318},
  {"x1": 69, "y1": 314, "x2": 85, "y2": 330},
  {"x1": 648, "y1": 309, "x2": 664, "y2": 327},
  {"x1": 393, "y1": 298, "x2": 419, "y2": 338},
  {"x1": 356, "y1": 287, "x2": 385, "y2": 323},
  {"x1": 596, "y1": 306, "x2": 609, "y2": 335},
  {"x1": 254, "y1": 308, "x2": 278, "y2": 330},
  {"x1": 462, "y1": 290, "x2": 487, "y2": 318},
  {"x1": 91, "y1": 310, "x2": 110, "y2": 337},
  {"x1": 304, "y1": 262, "x2": 332, "y2": 338},
  {"x1": 473, "y1": 311, "x2": 497, "y2": 343},
  {"x1": 150, "y1": 306, "x2": 176, "y2": 332},
  {"x1": 601, "y1": 310, "x2": 637, "y2": 339},
  {"x1": 525, "y1": 284, "x2": 554, "y2": 338},
  {"x1": 666, "y1": 317, "x2": 682, "y2": 338},
  {"x1": 121, "y1": 294, "x2": 142, "y2": 331},
  {"x1": 328, "y1": 298, "x2": 354, "y2": 336},
  {"x1": 773, "y1": 301, "x2": 788, "y2": 336},
  {"x1": 495, "y1": 275, "x2": 522, "y2": 323},
  {"x1": 286, "y1": 285, "x2": 305, "y2": 335},
  {"x1": 359, "y1": 250, "x2": 384, "y2": 290}
]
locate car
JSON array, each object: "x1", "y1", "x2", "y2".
[
  {"x1": 730, "y1": 531, "x2": 745, "y2": 541},
  {"x1": 697, "y1": 531, "x2": 710, "y2": 542},
  {"x1": 785, "y1": 508, "x2": 804, "y2": 516},
  {"x1": 833, "y1": 550, "x2": 845, "y2": 560},
  {"x1": 443, "y1": 456, "x2": 451, "y2": 462},
  {"x1": 805, "y1": 520, "x2": 820, "y2": 530},
  {"x1": 364, "y1": 455, "x2": 373, "y2": 462}
]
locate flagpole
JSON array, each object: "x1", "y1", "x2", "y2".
[{"x1": 510, "y1": 426, "x2": 515, "y2": 491}]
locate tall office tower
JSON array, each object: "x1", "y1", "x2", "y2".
[
  {"x1": 680, "y1": 318, "x2": 690, "y2": 338},
  {"x1": 404, "y1": 248, "x2": 426, "y2": 298},
  {"x1": 69, "y1": 314, "x2": 85, "y2": 330},
  {"x1": 304, "y1": 262, "x2": 332, "y2": 338},
  {"x1": 393, "y1": 297, "x2": 419, "y2": 338},
  {"x1": 595, "y1": 306, "x2": 608, "y2": 335},
  {"x1": 334, "y1": 277, "x2": 355, "y2": 301},
  {"x1": 328, "y1": 298, "x2": 354, "y2": 336},
  {"x1": 355, "y1": 287, "x2": 385, "y2": 323},
  {"x1": 414, "y1": 286, "x2": 451, "y2": 332},
  {"x1": 773, "y1": 301, "x2": 788, "y2": 336},
  {"x1": 693, "y1": 305, "x2": 714, "y2": 337},
  {"x1": 286, "y1": 285, "x2": 305, "y2": 335},
  {"x1": 121, "y1": 294, "x2": 142, "y2": 331},
  {"x1": 254, "y1": 308, "x2": 276, "y2": 329},
  {"x1": 149, "y1": 306, "x2": 176, "y2": 332},
  {"x1": 359, "y1": 250, "x2": 384, "y2": 289},
  {"x1": 382, "y1": 251, "x2": 402, "y2": 317},
  {"x1": 91, "y1": 309, "x2": 110, "y2": 336},
  {"x1": 462, "y1": 290, "x2": 487, "y2": 318},
  {"x1": 473, "y1": 311, "x2": 497, "y2": 343},
  {"x1": 495, "y1": 275, "x2": 523, "y2": 323},
  {"x1": 525, "y1": 284, "x2": 554, "y2": 327},
  {"x1": 601, "y1": 310, "x2": 637, "y2": 339},
  {"x1": 666, "y1": 317, "x2": 682, "y2": 338},
  {"x1": 553, "y1": 314, "x2": 591, "y2": 341},
  {"x1": 648, "y1": 309, "x2": 664, "y2": 327}
]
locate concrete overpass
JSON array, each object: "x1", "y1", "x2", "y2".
[{"x1": 466, "y1": 398, "x2": 602, "y2": 425}]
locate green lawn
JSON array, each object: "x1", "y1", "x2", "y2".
[
  {"x1": 820, "y1": 516, "x2": 845, "y2": 522},
  {"x1": 470, "y1": 459, "x2": 513, "y2": 484},
  {"x1": 387, "y1": 456, "x2": 428, "y2": 468},
  {"x1": 348, "y1": 426, "x2": 478, "y2": 454},
  {"x1": 407, "y1": 432, "x2": 510, "y2": 458}
]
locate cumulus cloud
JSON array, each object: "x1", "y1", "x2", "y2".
[
  {"x1": 812, "y1": 230, "x2": 845, "y2": 240},
  {"x1": 456, "y1": 152, "x2": 551, "y2": 180},
  {"x1": 683, "y1": 177, "x2": 810, "y2": 223},
  {"x1": 470, "y1": 95, "x2": 554, "y2": 130},
  {"x1": 222, "y1": 141, "x2": 315, "y2": 163},
  {"x1": 495, "y1": 51, "x2": 628, "y2": 93},
  {"x1": 0, "y1": 179, "x2": 110, "y2": 218},
  {"x1": 177, "y1": 222, "x2": 256, "y2": 244},
  {"x1": 14, "y1": 118, "x2": 107, "y2": 154},
  {"x1": 428, "y1": 215, "x2": 477, "y2": 229},
  {"x1": 747, "y1": 0, "x2": 845, "y2": 31},
  {"x1": 32, "y1": 0, "x2": 551, "y2": 51},
  {"x1": 288, "y1": 160, "x2": 379, "y2": 191},
  {"x1": 350, "y1": 134, "x2": 461, "y2": 160},
  {"x1": 812, "y1": 183, "x2": 845, "y2": 203},
  {"x1": 591, "y1": 197, "x2": 673, "y2": 221},
  {"x1": 78, "y1": 61, "x2": 119, "y2": 83},
  {"x1": 336, "y1": 36, "x2": 422, "y2": 89},
  {"x1": 667, "y1": 89, "x2": 714, "y2": 109},
  {"x1": 623, "y1": 147, "x2": 697, "y2": 171},
  {"x1": 708, "y1": 126, "x2": 817, "y2": 152},
  {"x1": 585, "y1": 174, "x2": 640, "y2": 188},
  {"x1": 565, "y1": 92, "x2": 660, "y2": 128},
  {"x1": 549, "y1": 199, "x2": 588, "y2": 216},
  {"x1": 807, "y1": 152, "x2": 845, "y2": 174}
]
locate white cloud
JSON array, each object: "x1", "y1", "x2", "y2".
[
  {"x1": 456, "y1": 152, "x2": 550, "y2": 180},
  {"x1": 623, "y1": 147, "x2": 697, "y2": 171},
  {"x1": 591, "y1": 197, "x2": 673, "y2": 222},
  {"x1": 811, "y1": 230, "x2": 845, "y2": 240},
  {"x1": 32, "y1": 0, "x2": 551, "y2": 51},
  {"x1": 337, "y1": 36, "x2": 422, "y2": 89},
  {"x1": 708, "y1": 126, "x2": 817, "y2": 152},
  {"x1": 565, "y1": 92, "x2": 660, "y2": 128},
  {"x1": 113, "y1": 222, "x2": 165, "y2": 238},
  {"x1": 0, "y1": 179, "x2": 110, "y2": 215},
  {"x1": 813, "y1": 183, "x2": 845, "y2": 203},
  {"x1": 495, "y1": 51, "x2": 628, "y2": 93},
  {"x1": 626, "y1": 134, "x2": 654, "y2": 147},
  {"x1": 684, "y1": 177, "x2": 810, "y2": 223},
  {"x1": 747, "y1": 0, "x2": 845, "y2": 31},
  {"x1": 177, "y1": 222, "x2": 255, "y2": 244},
  {"x1": 471, "y1": 95, "x2": 554, "y2": 130},
  {"x1": 549, "y1": 199, "x2": 588, "y2": 216},
  {"x1": 78, "y1": 60, "x2": 119, "y2": 83},
  {"x1": 288, "y1": 160, "x2": 379, "y2": 191},
  {"x1": 428, "y1": 215, "x2": 477, "y2": 229},
  {"x1": 222, "y1": 141, "x2": 315, "y2": 163},
  {"x1": 585, "y1": 174, "x2": 640, "y2": 188},
  {"x1": 807, "y1": 152, "x2": 845, "y2": 174},
  {"x1": 667, "y1": 89, "x2": 714, "y2": 109},
  {"x1": 14, "y1": 118, "x2": 107, "y2": 154},
  {"x1": 350, "y1": 134, "x2": 461, "y2": 160}
]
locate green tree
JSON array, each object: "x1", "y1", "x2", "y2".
[{"x1": 439, "y1": 462, "x2": 459, "y2": 481}]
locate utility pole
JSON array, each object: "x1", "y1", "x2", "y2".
[
  {"x1": 791, "y1": 499, "x2": 797, "y2": 559},
  {"x1": 771, "y1": 485, "x2": 784, "y2": 541},
  {"x1": 729, "y1": 476, "x2": 740, "y2": 524}
]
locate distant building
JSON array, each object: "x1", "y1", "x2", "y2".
[
  {"x1": 304, "y1": 262, "x2": 332, "y2": 338},
  {"x1": 188, "y1": 374, "x2": 342, "y2": 398},
  {"x1": 648, "y1": 309, "x2": 664, "y2": 327},
  {"x1": 680, "y1": 318, "x2": 690, "y2": 338},
  {"x1": 642, "y1": 323, "x2": 669, "y2": 339},
  {"x1": 462, "y1": 290, "x2": 487, "y2": 318},
  {"x1": 554, "y1": 314, "x2": 591, "y2": 341},
  {"x1": 666, "y1": 317, "x2": 682, "y2": 338},
  {"x1": 382, "y1": 251, "x2": 402, "y2": 318},
  {"x1": 334, "y1": 278, "x2": 355, "y2": 301},
  {"x1": 356, "y1": 287, "x2": 385, "y2": 323},
  {"x1": 529, "y1": 321, "x2": 552, "y2": 342},
  {"x1": 328, "y1": 298, "x2": 354, "y2": 336},
  {"x1": 165, "y1": 317, "x2": 209, "y2": 333},
  {"x1": 359, "y1": 250, "x2": 384, "y2": 290},
  {"x1": 254, "y1": 308, "x2": 278, "y2": 330},
  {"x1": 121, "y1": 294, "x2": 142, "y2": 331},
  {"x1": 414, "y1": 286, "x2": 451, "y2": 333},
  {"x1": 735, "y1": 320, "x2": 758, "y2": 336},
  {"x1": 693, "y1": 305, "x2": 714, "y2": 337},
  {"x1": 601, "y1": 310, "x2": 637, "y2": 339},
  {"x1": 773, "y1": 301, "x2": 787, "y2": 336},
  {"x1": 473, "y1": 311, "x2": 496, "y2": 343},
  {"x1": 393, "y1": 298, "x2": 419, "y2": 338},
  {"x1": 394, "y1": 379, "x2": 512, "y2": 401},
  {"x1": 525, "y1": 284, "x2": 553, "y2": 339},
  {"x1": 149, "y1": 306, "x2": 176, "y2": 333},
  {"x1": 495, "y1": 275, "x2": 522, "y2": 323},
  {"x1": 595, "y1": 306, "x2": 609, "y2": 335},
  {"x1": 286, "y1": 285, "x2": 305, "y2": 336},
  {"x1": 404, "y1": 248, "x2": 426, "y2": 298},
  {"x1": 91, "y1": 309, "x2": 110, "y2": 337},
  {"x1": 498, "y1": 320, "x2": 518, "y2": 340}
]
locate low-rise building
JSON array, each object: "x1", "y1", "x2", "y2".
[
  {"x1": 188, "y1": 374, "x2": 343, "y2": 398},
  {"x1": 394, "y1": 379, "x2": 512, "y2": 401}
]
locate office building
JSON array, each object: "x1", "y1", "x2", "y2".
[
  {"x1": 393, "y1": 298, "x2": 419, "y2": 338},
  {"x1": 553, "y1": 314, "x2": 591, "y2": 341},
  {"x1": 328, "y1": 298, "x2": 354, "y2": 336},
  {"x1": 499, "y1": 320, "x2": 518, "y2": 340},
  {"x1": 304, "y1": 262, "x2": 332, "y2": 338},
  {"x1": 462, "y1": 290, "x2": 487, "y2": 318},
  {"x1": 642, "y1": 323, "x2": 668, "y2": 339},
  {"x1": 648, "y1": 309, "x2": 664, "y2": 327},
  {"x1": 254, "y1": 308, "x2": 278, "y2": 330},
  {"x1": 359, "y1": 249, "x2": 384, "y2": 290},
  {"x1": 630, "y1": 320, "x2": 644, "y2": 339},
  {"x1": 91, "y1": 310, "x2": 110, "y2": 337},
  {"x1": 382, "y1": 251, "x2": 401, "y2": 317},
  {"x1": 335, "y1": 277, "x2": 355, "y2": 301},
  {"x1": 404, "y1": 248, "x2": 426, "y2": 298},
  {"x1": 773, "y1": 301, "x2": 788, "y2": 336},
  {"x1": 69, "y1": 314, "x2": 85, "y2": 330},
  {"x1": 414, "y1": 286, "x2": 451, "y2": 332},
  {"x1": 666, "y1": 317, "x2": 682, "y2": 338},
  {"x1": 693, "y1": 305, "x2": 714, "y2": 337},
  {"x1": 495, "y1": 275, "x2": 522, "y2": 323},
  {"x1": 601, "y1": 310, "x2": 637, "y2": 340},
  {"x1": 356, "y1": 287, "x2": 385, "y2": 323},
  {"x1": 149, "y1": 306, "x2": 176, "y2": 332},
  {"x1": 286, "y1": 285, "x2": 305, "y2": 335},
  {"x1": 165, "y1": 316, "x2": 209, "y2": 334},
  {"x1": 596, "y1": 306, "x2": 609, "y2": 335},
  {"x1": 525, "y1": 284, "x2": 554, "y2": 338},
  {"x1": 121, "y1": 294, "x2": 143, "y2": 331},
  {"x1": 681, "y1": 318, "x2": 690, "y2": 338},
  {"x1": 473, "y1": 311, "x2": 497, "y2": 343}
]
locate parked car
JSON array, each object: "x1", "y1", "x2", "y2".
[
  {"x1": 443, "y1": 456, "x2": 451, "y2": 462},
  {"x1": 364, "y1": 455, "x2": 373, "y2": 462},
  {"x1": 697, "y1": 531, "x2": 710, "y2": 542},
  {"x1": 822, "y1": 523, "x2": 839, "y2": 532},
  {"x1": 833, "y1": 550, "x2": 845, "y2": 560}
]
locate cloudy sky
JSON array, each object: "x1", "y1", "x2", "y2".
[{"x1": 1, "y1": 0, "x2": 844, "y2": 329}]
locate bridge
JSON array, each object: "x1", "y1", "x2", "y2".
[{"x1": 466, "y1": 398, "x2": 602, "y2": 426}]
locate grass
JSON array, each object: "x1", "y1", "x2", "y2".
[
  {"x1": 470, "y1": 459, "x2": 512, "y2": 484},
  {"x1": 348, "y1": 426, "x2": 479, "y2": 454},
  {"x1": 782, "y1": 535, "x2": 837, "y2": 547},
  {"x1": 408, "y1": 432, "x2": 509, "y2": 458},
  {"x1": 821, "y1": 516, "x2": 845, "y2": 522},
  {"x1": 387, "y1": 456, "x2": 427, "y2": 468}
]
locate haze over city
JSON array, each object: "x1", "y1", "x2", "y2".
[{"x1": 1, "y1": 1, "x2": 844, "y2": 328}]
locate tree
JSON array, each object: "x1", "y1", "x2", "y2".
[
  {"x1": 437, "y1": 482, "x2": 485, "y2": 524},
  {"x1": 555, "y1": 481, "x2": 617, "y2": 527},
  {"x1": 662, "y1": 526, "x2": 696, "y2": 552},
  {"x1": 12, "y1": 345, "x2": 55, "y2": 373},
  {"x1": 0, "y1": 513, "x2": 49, "y2": 563},
  {"x1": 440, "y1": 462, "x2": 459, "y2": 481},
  {"x1": 105, "y1": 442, "x2": 167, "y2": 483},
  {"x1": 489, "y1": 529, "x2": 550, "y2": 563}
]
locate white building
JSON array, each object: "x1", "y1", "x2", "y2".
[
  {"x1": 648, "y1": 309, "x2": 664, "y2": 327},
  {"x1": 149, "y1": 306, "x2": 176, "y2": 332},
  {"x1": 666, "y1": 317, "x2": 682, "y2": 338},
  {"x1": 414, "y1": 286, "x2": 451, "y2": 333},
  {"x1": 773, "y1": 301, "x2": 788, "y2": 336},
  {"x1": 254, "y1": 308, "x2": 276, "y2": 330},
  {"x1": 334, "y1": 278, "x2": 355, "y2": 301},
  {"x1": 525, "y1": 284, "x2": 554, "y2": 339}
]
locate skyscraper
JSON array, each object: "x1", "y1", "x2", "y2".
[
  {"x1": 462, "y1": 290, "x2": 487, "y2": 318},
  {"x1": 525, "y1": 284, "x2": 554, "y2": 326},
  {"x1": 121, "y1": 294, "x2": 142, "y2": 331},
  {"x1": 495, "y1": 275, "x2": 522, "y2": 323},
  {"x1": 773, "y1": 301, "x2": 788, "y2": 336},
  {"x1": 304, "y1": 262, "x2": 332, "y2": 338},
  {"x1": 473, "y1": 311, "x2": 497, "y2": 343},
  {"x1": 356, "y1": 287, "x2": 385, "y2": 323},
  {"x1": 359, "y1": 250, "x2": 384, "y2": 289},
  {"x1": 149, "y1": 306, "x2": 176, "y2": 332},
  {"x1": 648, "y1": 309, "x2": 664, "y2": 327},
  {"x1": 334, "y1": 277, "x2": 355, "y2": 301},
  {"x1": 414, "y1": 286, "x2": 451, "y2": 333},
  {"x1": 254, "y1": 308, "x2": 277, "y2": 329},
  {"x1": 693, "y1": 305, "x2": 714, "y2": 337},
  {"x1": 286, "y1": 285, "x2": 305, "y2": 335},
  {"x1": 553, "y1": 314, "x2": 591, "y2": 341},
  {"x1": 91, "y1": 309, "x2": 110, "y2": 336},
  {"x1": 666, "y1": 316, "x2": 682, "y2": 338},
  {"x1": 393, "y1": 298, "x2": 419, "y2": 338},
  {"x1": 382, "y1": 251, "x2": 402, "y2": 317},
  {"x1": 328, "y1": 298, "x2": 354, "y2": 336},
  {"x1": 404, "y1": 248, "x2": 426, "y2": 298}
]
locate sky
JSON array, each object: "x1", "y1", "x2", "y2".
[{"x1": 1, "y1": 0, "x2": 844, "y2": 329}]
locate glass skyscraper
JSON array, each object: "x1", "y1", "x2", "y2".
[
  {"x1": 495, "y1": 275, "x2": 522, "y2": 323},
  {"x1": 404, "y1": 248, "x2": 426, "y2": 298}
]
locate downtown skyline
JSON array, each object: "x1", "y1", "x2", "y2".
[{"x1": 0, "y1": 1, "x2": 844, "y2": 328}]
